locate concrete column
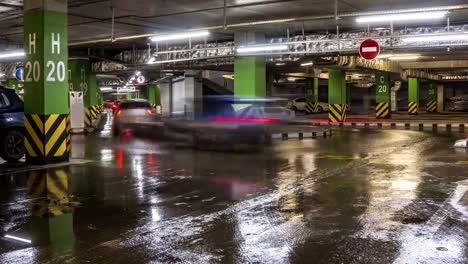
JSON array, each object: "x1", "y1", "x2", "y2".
[
  {"x1": 408, "y1": 77, "x2": 419, "y2": 115},
  {"x1": 328, "y1": 68, "x2": 347, "y2": 123},
  {"x1": 146, "y1": 84, "x2": 161, "y2": 108},
  {"x1": 375, "y1": 72, "x2": 391, "y2": 119},
  {"x1": 184, "y1": 70, "x2": 203, "y2": 119},
  {"x1": 437, "y1": 83, "x2": 445, "y2": 112},
  {"x1": 24, "y1": 0, "x2": 69, "y2": 164},
  {"x1": 426, "y1": 81, "x2": 437, "y2": 112},
  {"x1": 234, "y1": 32, "x2": 266, "y2": 97}
]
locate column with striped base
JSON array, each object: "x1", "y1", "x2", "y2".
[
  {"x1": 23, "y1": 0, "x2": 69, "y2": 164},
  {"x1": 328, "y1": 69, "x2": 347, "y2": 123},
  {"x1": 426, "y1": 81, "x2": 437, "y2": 113},
  {"x1": 408, "y1": 77, "x2": 419, "y2": 115},
  {"x1": 375, "y1": 72, "x2": 391, "y2": 119}
]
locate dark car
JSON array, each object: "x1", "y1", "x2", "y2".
[{"x1": 0, "y1": 87, "x2": 24, "y2": 162}]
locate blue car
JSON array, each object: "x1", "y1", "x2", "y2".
[{"x1": 0, "y1": 87, "x2": 24, "y2": 162}]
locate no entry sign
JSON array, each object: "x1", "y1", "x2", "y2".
[{"x1": 359, "y1": 39, "x2": 380, "y2": 60}]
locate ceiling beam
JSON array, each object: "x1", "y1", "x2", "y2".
[{"x1": 400, "y1": 60, "x2": 468, "y2": 69}]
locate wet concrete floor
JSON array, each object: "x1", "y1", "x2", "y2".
[{"x1": 1, "y1": 115, "x2": 468, "y2": 263}]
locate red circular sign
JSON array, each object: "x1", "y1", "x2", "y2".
[{"x1": 359, "y1": 39, "x2": 380, "y2": 60}]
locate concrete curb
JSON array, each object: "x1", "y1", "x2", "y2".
[
  {"x1": 319, "y1": 122, "x2": 467, "y2": 132},
  {"x1": 272, "y1": 130, "x2": 332, "y2": 140}
]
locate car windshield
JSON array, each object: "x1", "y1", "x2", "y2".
[{"x1": 119, "y1": 101, "x2": 151, "y2": 110}]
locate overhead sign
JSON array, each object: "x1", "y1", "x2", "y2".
[
  {"x1": 359, "y1": 39, "x2": 380, "y2": 60},
  {"x1": 15, "y1": 67, "x2": 23, "y2": 81},
  {"x1": 117, "y1": 86, "x2": 136, "y2": 93}
]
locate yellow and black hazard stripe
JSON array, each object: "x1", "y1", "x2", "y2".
[
  {"x1": 408, "y1": 101, "x2": 418, "y2": 115},
  {"x1": 27, "y1": 169, "x2": 72, "y2": 217},
  {"x1": 346, "y1": 102, "x2": 351, "y2": 112},
  {"x1": 376, "y1": 102, "x2": 390, "y2": 119},
  {"x1": 90, "y1": 106, "x2": 97, "y2": 119},
  {"x1": 426, "y1": 101, "x2": 437, "y2": 112},
  {"x1": 305, "y1": 102, "x2": 320, "y2": 113},
  {"x1": 24, "y1": 114, "x2": 70, "y2": 164},
  {"x1": 66, "y1": 115, "x2": 71, "y2": 154},
  {"x1": 328, "y1": 104, "x2": 346, "y2": 123},
  {"x1": 84, "y1": 108, "x2": 92, "y2": 128}
]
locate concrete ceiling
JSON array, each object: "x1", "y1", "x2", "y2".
[{"x1": 0, "y1": 0, "x2": 468, "y2": 49}]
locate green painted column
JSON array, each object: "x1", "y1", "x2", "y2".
[
  {"x1": 23, "y1": 0, "x2": 69, "y2": 164},
  {"x1": 234, "y1": 57, "x2": 266, "y2": 97},
  {"x1": 328, "y1": 68, "x2": 347, "y2": 123},
  {"x1": 146, "y1": 84, "x2": 161, "y2": 107},
  {"x1": 426, "y1": 81, "x2": 437, "y2": 112},
  {"x1": 126, "y1": 93, "x2": 132, "y2": 100},
  {"x1": 375, "y1": 72, "x2": 391, "y2": 119},
  {"x1": 305, "y1": 68, "x2": 320, "y2": 113},
  {"x1": 408, "y1": 77, "x2": 419, "y2": 115},
  {"x1": 69, "y1": 59, "x2": 99, "y2": 127}
]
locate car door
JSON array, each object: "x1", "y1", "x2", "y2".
[{"x1": 294, "y1": 98, "x2": 306, "y2": 110}]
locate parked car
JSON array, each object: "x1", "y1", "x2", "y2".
[
  {"x1": 287, "y1": 98, "x2": 328, "y2": 113},
  {"x1": 112, "y1": 100, "x2": 157, "y2": 136},
  {"x1": 237, "y1": 106, "x2": 295, "y2": 121},
  {"x1": 0, "y1": 87, "x2": 24, "y2": 162}
]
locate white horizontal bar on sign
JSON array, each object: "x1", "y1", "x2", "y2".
[{"x1": 362, "y1": 47, "x2": 378, "y2": 52}]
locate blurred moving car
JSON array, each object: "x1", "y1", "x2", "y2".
[
  {"x1": 112, "y1": 100, "x2": 157, "y2": 136},
  {"x1": 112, "y1": 100, "x2": 121, "y2": 114},
  {"x1": 287, "y1": 98, "x2": 328, "y2": 113},
  {"x1": 237, "y1": 106, "x2": 295, "y2": 122},
  {"x1": 0, "y1": 87, "x2": 24, "y2": 162}
]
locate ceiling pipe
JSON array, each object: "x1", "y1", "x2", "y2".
[{"x1": 69, "y1": 4, "x2": 468, "y2": 46}]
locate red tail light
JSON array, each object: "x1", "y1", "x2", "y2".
[
  {"x1": 117, "y1": 110, "x2": 123, "y2": 116},
  {"x1": 112, "y1": 104, "x2": 118, "y2": 109},
  {"x1": 147, "y1": 110, "x2": 156, "y2": 116},
  {"x1": 211, "y1": 117, "x2": 279, "y2": 123}
]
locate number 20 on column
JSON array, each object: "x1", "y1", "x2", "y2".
[{"x1": 26, "y1": 32, "x2": 66, "y2": 83}]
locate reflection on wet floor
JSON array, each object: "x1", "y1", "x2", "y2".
[{"x1": 0, "y1": 119, "x2": 468, "y2": 263}]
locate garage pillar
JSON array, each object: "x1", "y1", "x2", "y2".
[
  {"x1": 69, "y1": 59, "x2": 99, "y2": 128},
  {"x1": 426, "y1": 81, "x2": 437, "y2": 112},
  {"x1": 305, "y1": 67, "x2": 319, "y2": 113},
  {"x1": 346, "y1": 84, "x2": 351, "y2": 112},
  {"x1": 234, "y1": 32, "x2": 266, "y2": 97},
  {"x1": 437, "y1": 83, "x2": 445, "y2": 112},
  {"x1": 408, "y1": 77, "x2": 419, "y2": 115},
  {"x1": 23, "y1": 0, "x2": 69, "y2": 164},
  {"x1": 145, "y1": 84, "x2": 161, "y2": 109},
  {"x1": 328, "y1": 68, "x2": 347, "y2": 123},
  {"x1": 184, "y1": 70, "x2": 203, "y2": 119},
  {"x1": 375, "y1": 72, "x2": 391, "y2": 119}
]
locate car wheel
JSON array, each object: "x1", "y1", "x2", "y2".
[
  {"x1": 0, "y1": 130, "x2": 25, "y2": 162},
  {"x1": 317, "y1": 106, "x2": 323, "y2": 113}
]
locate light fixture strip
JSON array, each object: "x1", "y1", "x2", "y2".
[
  {"x1": 402, "y1": 33, "x2": 468, "y2": 43},
  {"x1": 0, "y1": 51, "x2": 25, "y2": 59},
  {"x1": 150, "y1": 30, "x2": 209, "y2": 42},
  {"x1": 236, "y1": 45, "x2": 289, "y2": 54},
  {"x1": 356, "y1": 11, "x2": 448, "y2": 23}
]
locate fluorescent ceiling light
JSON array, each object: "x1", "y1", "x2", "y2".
[
  {"x1": 300, "y1": 62, "x2": 313, "y2": 66},
  {"x1": 4, "y1": 235, "x2": 31, "y2": 244},
  {"x1": 150, "y1": 30, "x2": 209, "y2": 42},
  {"x1": 402, "y1": 34, "x2": 468, "y2": 43},
  {"x1": 275, "y1": 62, "x2": 286, "y2": 66},
  {"x1": 100, "y1": 87, "x2": 113, "y2": 91},
  {"x1": 376, "y1": 54, "x2": 394, "y2": 59},
  {"x1": 0, "y1": 51, "x2": 25, "y2": 59},
  {"x1": 388, "y1": 55, "x2": 420, "y2": 61},
  {"x1": 356, "y1": 11, "x2": 447, "y2": 23},
  {"x1": 237, "y1": 45, "x2": 288, "y2": 54}
]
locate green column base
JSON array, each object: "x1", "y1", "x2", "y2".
[
  {"x1": 329, "y1": 104, "x2": 347, "y2": 123},
  {"x1": 376, "y1": 102, "x2": 391, "y2": 119},
  {"x1": 408, "y1": 102, "x2": 419, "y2": 115},
  {"x1": 24, "y1": 114, "x2": 70, "y2": 165},
  {"x1": 426, "y1": 101, "x2": 437, "y2": 112}
]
